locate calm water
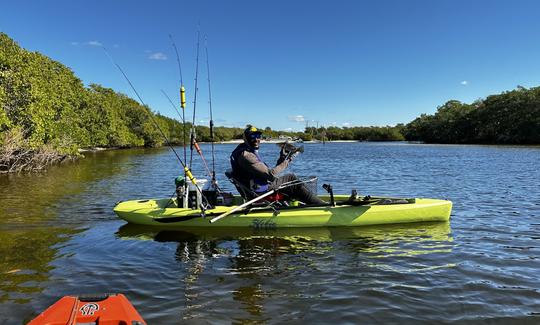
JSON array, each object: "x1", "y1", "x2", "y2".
[{"x1": 1, "y1": 142, "x2": 539, "y2": 324}]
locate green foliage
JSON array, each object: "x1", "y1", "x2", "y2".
[
  {"x1": 214, "y1": 126, "x2": 243, "y2": 142},
  {"x1": 303, "y1": 125, "x2": 404, "y2": 141},
  {"x1": 0, "y1": 34, "x2": 91, "y2": 152},
  {"x1": 0, "y1": 32, "x2": 186, "y2": 161},
  {"x1": 404, "y1": 87, "x2": 540, "y2": 144}
]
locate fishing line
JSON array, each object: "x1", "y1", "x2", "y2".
[
  {"x1": 102, "y1": 47, "x2": 182, "y2": 164},
  {"x1": 161, "y1": 89, "x2": 185, "y2": 124}
]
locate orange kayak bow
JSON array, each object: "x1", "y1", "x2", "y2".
[{"x1": 29, "y1": 293, "x2": 146, "y2": 325}]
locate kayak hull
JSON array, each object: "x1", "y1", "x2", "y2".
[
  {"x1": 113, "y1": 195, "x2": 452, "y2": 228},
  {"x1": 29, "y1": 293, "x2": 145, "y2": 325}
]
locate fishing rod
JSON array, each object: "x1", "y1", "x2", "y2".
[
  {"x1": 169, "y1": 34, "x2": 187, "y2": 167},
  {"x1": 170, "y1": 33, "x2": 220, "y2": 193},
  {"x1": 162, "y1": 88, "x2": 212, "y2": 187},
  {"x1": 163, "y1": 88, "x2": 214, "y2": 179},
  {"x1": 164, "y1": 86, "x2": 215, "y2": 181},
  {"x1": 169, "y1": 34, "x2": 192, "y2": 209},
  {"x1": 192, "y1": 140, "x2": 213, "y2": 179},
  {"x1": 189, "y1": 30, "x2": 201, "y2": 169},
  {"x1": 102, "y1": 47, "x2": 210, "y2": 213},
  {"x1": 204, "y1": 36, "x2": 217, "y2": 189}
]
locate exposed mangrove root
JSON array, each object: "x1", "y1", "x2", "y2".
[{"x1": 0, "y1": 129, "x2": 74, "y2": 173}]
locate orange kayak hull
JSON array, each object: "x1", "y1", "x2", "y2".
[{"x1": 29, "y1": 293, "x2": 146, "y2": 325}]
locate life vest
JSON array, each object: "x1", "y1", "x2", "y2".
[{"x1": 230, "y1": 143, "x2": 269, "y2": 193}]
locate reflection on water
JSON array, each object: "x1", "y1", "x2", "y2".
[
  {"x1": 117, "y1": 221, "x2": 453, "y2": 258},
  {"x1": 0, "y1": 228, "x2": 81, "y2": 303},
  {"x1": 0, "y1": 149, "x2": 148, "y2": 224},
  {"x1": 116, "y1": 222, "x2": 454, "y2": 322}
]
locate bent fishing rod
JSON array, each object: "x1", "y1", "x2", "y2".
[
  {"x1": 189, "y1": 30, "x2": 201, "y2": 169},
  {"x1": 102, "y1": 47, "x2": 210, "y2": 211},
  {"x1": 205, "y1": 36, "x2": 218, "y2": 189},
  {"x1": 169, "y1": 34, "x2": 187, "y2": 165}
]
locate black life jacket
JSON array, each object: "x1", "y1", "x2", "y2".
[{"x1": 230, "y1": 143, "x2": 269, "y2": 193}]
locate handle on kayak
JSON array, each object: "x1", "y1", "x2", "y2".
[
  {"x1": 322, "y1": 184, "x2": 335, "y2": 206},
  {"x1": 78, "y1": 293, "x2": 112, "y2": 302}
]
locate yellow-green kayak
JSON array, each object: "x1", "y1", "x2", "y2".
[{"x1": 113, "y1": 195, "x2": 452, "y2": 228}]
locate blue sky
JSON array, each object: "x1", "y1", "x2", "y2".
[{"x1": 2, "y1": 0, "x2": 540, "y2": 131}]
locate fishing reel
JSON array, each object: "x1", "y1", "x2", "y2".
[{"x1": 277, "y1": 142, "x2": 304, "y2": 161}]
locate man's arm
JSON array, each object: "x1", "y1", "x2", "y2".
[{"x1": 238, "y1": 151, "x2": 289, "y2": 182}]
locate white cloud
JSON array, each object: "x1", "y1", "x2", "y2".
[
  {"x1": 148, "y1": 52, "x2": 167, "y2": 60},
  {"x1": 288, "y1": 115, "x2": 305, "y2": 122},
  {"x1": 461, "y1": 80, "x2": 468, "y2": 85},
  {"x1": 342, "y1": 122, "x2": 352, "y2": 127},
  {"x1": 87, "y1": 41, "x2": 103, "y2": 47},
  {"x1": 71, "y1": 42, "x2": 79, "y2": 46}
]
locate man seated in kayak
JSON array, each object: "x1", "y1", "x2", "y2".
[{"x1": 230, "y1": 125, "x2": 325, "y2": 205}]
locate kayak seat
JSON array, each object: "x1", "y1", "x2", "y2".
[{"x1": 225, "y1": 169, "x2": 288, "y2": 204}]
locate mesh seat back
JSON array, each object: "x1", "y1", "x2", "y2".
[
  {"x1": 225, "y1": 169, "x2": 257, "y2": 201},
  {"x1": 225, "y1": 170, "x2": 289, "y2": 205}
]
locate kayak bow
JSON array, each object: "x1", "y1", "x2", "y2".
[{"x1": 29, "y1": 293, "x2": 145, "y2": 325}]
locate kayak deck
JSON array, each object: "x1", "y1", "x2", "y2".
[
  {"x1": 113, "y1": 195, "x2": 452, "y2": 228},
  {"x1": 29, "y1": 293, "x2": 145, "y2": 325}
]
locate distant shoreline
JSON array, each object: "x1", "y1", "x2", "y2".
[
  {"x1": 76, "y1": 140, "x2": 362, "y2": 152},
  {"x1": 77, "y1": 140, "x2": 540, "y2": 153},
  {"x1": 214, "y1": 139, "x2": 361, "y2": 144}
]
